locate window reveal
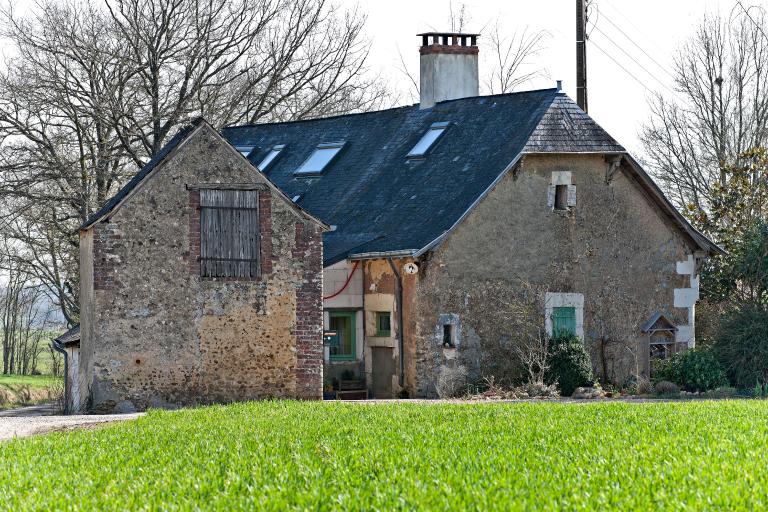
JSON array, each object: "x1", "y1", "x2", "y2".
[
  {"x1": 554, "y1": 184, "x2": 568, "y2": 210},
  {"x1": 442, "y1": 324, "x2": 455, "y2": 348}
]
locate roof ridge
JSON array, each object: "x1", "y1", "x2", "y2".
[
  {"x1": 222, "y1": 104, "x2": 417, "y2": 130},
  {"x1": 222, "y1": 87, "x2": 560, "y2": 131},
  {"x1": 432, "y1": 87, "x2": 559, "y2": 107}
]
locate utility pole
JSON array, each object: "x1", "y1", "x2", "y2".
[{"x1": 576, "y1": 0, "x2": 588, "y2": 112}]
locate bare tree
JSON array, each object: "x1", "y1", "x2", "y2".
[
  {"x1": 396, "y1": 5, "x2": 548, "y2": 102},
  {"x1": 0, "y1": 0, "x2": 385, "y2": 321},
  {"x1": 642, "y1": 12, "x2": 768, "y2": 223},
  {"x1": 484, "y1": 23, "x2": 549, "y2": 95}
]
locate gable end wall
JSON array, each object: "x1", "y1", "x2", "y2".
[
  {"x1": 81, "y1": 125, "x2": 323, "y2": 412},
  {"x1": 409, "y1": 153, "x2": 696, "y2": 394}
]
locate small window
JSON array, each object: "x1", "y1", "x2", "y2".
[
  {"x1": 552, "y1": 307, "x2": 576, "y2": 337},
  {"x1": 199, "y1": 189, "x2": 260, "y2": 279},
  {"x1": 257, "y1": 144, "x2": 285, "y2": 171},
  {"x1": 295, "y1": 142, "x2": 345, "y2": 175},
  {"x1": 235, "y1": 146, "x2": 255, "y2": 157},
  {"x1": 407, "y1": 122, "x2": 449, "y2": 158},
  {"x1": 442, "y1": 324, "x2": 455, "y2": 348},
  {"x1": 554, "y1": 184, "x2": 568, "y2": 210},
  {"x1": 375, "y1": 312, "x2": 391, "y2": 337}
]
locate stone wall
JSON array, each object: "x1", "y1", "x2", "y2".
[
  {"x1": 409, "y1": 153, "x2": 696, "y2": 396},
  {"x1": 79, "y1": 123, "x2": 324, "y2": 412}
]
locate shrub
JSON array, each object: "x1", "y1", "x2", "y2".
[
  {"x1": 435, "y1": 365, "x2": 468, "y2": 398},
  {"x1": 651, "y1": 357, "x2": 680, "y2": 384},
  {"x1": 650, "y1": 348, "x2": 726, "y2": 392},
  {"x1": 654, "y1": 380, "x2": 680, "y2": 396},
  {"x1": 714, "y1": 303, "x2": 768, "y2": 389},
  {"x1": 635, "y1": 377, "x2": 652, "y2": 395},
  {"x1": 703, "y1": 386, "x2": 738, "y2": 399},
  {"x1": 545, "y1": 333, "x2": 593, "y2": 396},
  {"x1": 522, "y1": 382, "x2": 559, "y2": 399},
  {"x1": 676, "y1": 349, "x2": 727, "y2": 392}
]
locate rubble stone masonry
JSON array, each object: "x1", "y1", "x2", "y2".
[{"x1": 79, "y1": 123, "x2": 324, "y2": 412}]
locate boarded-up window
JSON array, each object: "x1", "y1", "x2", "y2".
[{"x1": 200, "y1": 189, "x2": 259, "y2": 278}]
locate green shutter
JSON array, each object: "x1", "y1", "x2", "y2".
[{"x1": 552, "y1": 307, "x2": 576, "y2": 337}]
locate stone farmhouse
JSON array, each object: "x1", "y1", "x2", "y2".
[{"x1": 69, "y1": 32, "x2": 722, "y2": 411}]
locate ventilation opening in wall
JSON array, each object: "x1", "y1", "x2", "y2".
[
  {"x1": 442, "y1": 324, "x2": 455, "y2": 348},
  {"x1": 554, "y1": 184, "x2": 568, "y2": 210}
]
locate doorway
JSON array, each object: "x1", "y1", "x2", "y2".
[{"x1": 371, "y1": 347, "x2": 395, "y2": 398}]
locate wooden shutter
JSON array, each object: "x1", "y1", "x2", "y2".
[
  {"x1": 552, "y1": 307, "x2": 576, "y2": 337},
  {"x1": 567, "y1": 185, "x2": 577, "y2": 206},
  {"x1": 199, "y1": 189, "x2": 259, "y2": 278},
  {"x1": 547, "y1": 185, "x2": 555, "y2": 207}
]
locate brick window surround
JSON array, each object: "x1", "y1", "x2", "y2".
[{"x1": 187, "y1": 186, "x2": 273, "y2": 278}]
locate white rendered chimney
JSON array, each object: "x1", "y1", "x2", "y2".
[{"x1": 418, "y1": 32, "x2": 480, "y2": 109}]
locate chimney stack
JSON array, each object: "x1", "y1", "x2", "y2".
[{"x1": 418, "y1": 32, "x2": 480, "y2": 109}]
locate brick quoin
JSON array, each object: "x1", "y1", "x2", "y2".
[
  {"x1": 93, "y1": 222, "x2": 122, "y2": 291},
  {"x1": 292, "y1": 222, "x2": 323, "y2": 400},
  {"x1": 187, "y1": 190, "x2": 274, "y2": 279},
  {"x1": 258, "y1": 192, "x2": 273, "y2": 275},
  {"x1": 187, "y1": 190, "x2": 201, "y2": 275}
]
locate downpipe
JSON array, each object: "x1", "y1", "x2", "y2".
[{"x1": 387, "y1": 258, "x2": 405, "y2": 389}]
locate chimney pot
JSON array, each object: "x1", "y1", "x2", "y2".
[
  {"x1": 556, "y1": 80, "x2": 562, "y2": 92},
  {"x1": 417, "y1": 32, "x2": 480, "y2": 109}
]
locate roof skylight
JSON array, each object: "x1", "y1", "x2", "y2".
[
  {"x1": 294, "y1": 142, "x2": 345, "y2": 175},
  {"x1": 235, "y1": 145, "x2": 255, "y2": 157},
  {"x1": 257, "y1": 144, "x2": 285, "y2": 171},
  {"x1": 407, "y1": 122, "x2": 449, "y2": 158}
]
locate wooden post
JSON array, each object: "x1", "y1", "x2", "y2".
[{"x1": 576, "y1": 0, "x2": 588, "y2": 112}]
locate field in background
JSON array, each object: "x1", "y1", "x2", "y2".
[
  {"x1": 1, "y1": 401, "x2": 768, "y2": 510},
  {"x1": 0, "y1": 374, "x2": 61, "y2": 410}
]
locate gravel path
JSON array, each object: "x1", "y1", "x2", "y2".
[{"x1": 0, "y1": 406, "x2": 142, "y2": 441}]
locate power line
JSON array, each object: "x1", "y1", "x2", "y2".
[
  {"x1": 737, "y1": 1, "x2": 768, "y2": 45},
  {"x1": 597, "y1": 9, "x2": 677, "y2": 82},
  {"x1": 597, "y1": 1, "x2": 668, "y2": 56},
  {"x1": 589, "y1": 40, "x2": 654, "y2": 96},
  {"x1": 591, "y1": 24, "x2": 682, "y2": 101}
]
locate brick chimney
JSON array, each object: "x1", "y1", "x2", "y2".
[{"x1": 418, "y1": 32, "x2": 480, "y2": 109}]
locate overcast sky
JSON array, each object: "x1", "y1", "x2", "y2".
[
  {"x1": 353, "y1": 0, "x2": 747, "y2": 156},
  {"x1": 5, "y1": 0, "x2": 754, "y2": 156}
]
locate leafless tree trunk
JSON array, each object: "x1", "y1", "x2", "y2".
[
  {"x1": 0, "y1": 0, "x2": 385, "y2": 322},
  {"x1": 642, "y1": 12, "x2": 768, "y2": 224}
]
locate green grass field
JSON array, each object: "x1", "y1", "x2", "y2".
[
  {"x1": 0, "y1": 374, "x2": 61, "y2": 410},
  {"x1": 0, "y1": 374, "x2": 58, "y2": 388},
  {"x1": 1, "y1": 400, "x2": 767, "y2": 510}
]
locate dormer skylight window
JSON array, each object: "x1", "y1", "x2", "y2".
[
  {"x1": 407, "y1": 122, "x2": 449, "y2": 158},
  {"x1": 295, "y1": 141, "x2": 345, "y2": 175},
  {"x1": 258, "y1": 144, "x2": 285, "y2": 171},
  {"x1": 235, "y1": 145, "x2": 255, "y2": 157}
]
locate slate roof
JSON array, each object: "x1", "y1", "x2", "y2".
[
  {"x1": 82, "y1": 88, "x2": 722, "y2": 266},
  {"x1": 223, "y1": 88, "x2": 560, "y2": 265},
  {"x1": 524, "y1": 95, "x2": 624, "y2": 153},
  {"x1": 55, "y1": 324, "x2": 80, "y2": 346}
]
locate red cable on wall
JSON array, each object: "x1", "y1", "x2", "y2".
[{"x1": 323, "y1": 261, "x2": 360, "y2": 300}]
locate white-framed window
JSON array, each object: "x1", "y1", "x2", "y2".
[
  {"x1": 545, "y1": 292, "x2": 584, "y2": 339},
  {"x1": 547, "y1": 171, "x2": 576, "y2": 210}
]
